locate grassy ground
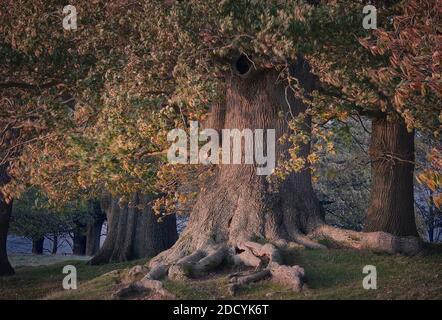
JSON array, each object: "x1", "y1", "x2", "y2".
[
  {"x1": 0, "y1": 257, "x2": 146, "y2": 300},
  {"x1": 1, "y1": 248, "x2": 441, "y2": 300},
  {"x1": 9, "y1": 254, "x2": 91, "y2": 267}
]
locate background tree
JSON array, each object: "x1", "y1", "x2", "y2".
[
  {"x1": 315, "y1": 119, "x2": 371, "y2": 231},
  {"x1": 0, "y1": 0, "x2": 101, "y2": 273},
  {"x1": 10, "y1": 189, "x2": 97, "y2": 255},
  {"x1": 303, "y1": 0, "x2": 441, "y2": 239},
  {"x1": 85, "y1": 200, "x2": 106, "y2": 256},
  {"x1": 11, "y1": 190, "x2": 69, "y2": 254},
  {"x1": 89, "y1": 193, "x2": 177, "y2": 265},
  {"x1": 415, "y1": 135, "x2": 442, "y2": 242}
]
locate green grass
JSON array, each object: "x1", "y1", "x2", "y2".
[
  {"x1": 1, "y1": 249, "x2": 441, "y2": 300},
  {"x1": 245, "y1": 249, "x2": 442, "y2": 299},
  {"x1": 9, "y1": 254, "x2": 90, "y2": 267},
  {"x1": 0, "y1": 258, "x2": 146, "y2": 300},
  {"x1": 161, "y1": 249, "x2": 442, "y2": 300}
]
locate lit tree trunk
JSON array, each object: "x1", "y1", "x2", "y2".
[
  {"x1": 365, "y1": 117, "x2": 418, "y2": 236},
  {"x1": 116, "y1": 59, "x2": 422, "y2": 298},
  {"x1": 32, "y1": 237, "x2": 44, "y2": 255},
  {"x1": 89, "y1": 193, "x2": 178, "y2": 265},
  {"x1": 0, "y1": 163, "x2": 14, "y2": 276},
  {"x1": 85, "y1": 201, "x2": 105, "y2": 256},
  {"x1": 150, "y1": 58, "x2": 324, "y2": 269}
]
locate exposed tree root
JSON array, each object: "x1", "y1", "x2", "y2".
[
  {"x1": 113, "y1": 276, "x2": 175, "y2": 300},
  {"x1": 292, "y1": 233, "x2": 327, "y2": 249},
  {"x1": 233, "y1": 248, "x2": 262, "y2": 268},
  {"x1": 146, "y1": 263, "x2": 170, "y2": 280},
  {"x1": 236, "y1": 241, "x2": 283, "y2": 264},
  {"x1": 112, "y1": 239, "x2": 308, "y2": 299},
  {"x1": 269, "y1": 262, "x2": 305, "y2": 291},
  {"x1": 112, "y1": 224, "x2": 425, "y2": 299},
  {"x1": 228, "y1": 269, "x2": 271, "y2": 296},
  {"x1": 165, "y1": 244, "x2": 229, "y2": 280},
  {"x1": 309, "y1": 225, "x2": 422, "y2": 255},
  {"x1": 229, "y1": 241, "x2": 305, "y2": 296}
]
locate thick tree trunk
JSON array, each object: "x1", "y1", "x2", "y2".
[
  {"x1": 85, "y1": 219, "x2": 104, "y2": 256},
  {"x1": 116, "y1": 60, "x2": 422, "y2": 299},
  {"x1": 85, "y1": 201, "x2": 105, "y2": 256},
  {"x1": 72, "y1": 231, "x2": 87, "y2": 255},
  {"x1": 133, "y1": 195, "x2": 179, "y2": 259},
  {"x1": 32, "y1": 237, "x2": 44, "y2": 255},
  {"x1": 151, "y1": 58, "x2": 324, "y2": 267},
  {"x1": 365, "y1": 117, "x2": 418, "y2": 236},
  {"x1": 89, "y1": 193, "x2": 178, "y2": 265},
  {"x1": 0, "y1": 163, "x2": 14, "y2": 276}
]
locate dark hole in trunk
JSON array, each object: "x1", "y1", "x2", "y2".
[{"x1": 234, "y1": 54, "x2": 252, "y2": 75}]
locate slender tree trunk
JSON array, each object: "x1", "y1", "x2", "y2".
[
  {"x1": 427, "y1": 195, "x2": 435, "y2": 242},
  {"x1": 0, "y1": 197, "x2": 14, "y2": 276},
  {"x1": 0, "y1": 163, "x2": 14, "y2": 276},
  {"x1": 428, "y1": 227, "x2": 434, "y2": 242},
  {"x1": 52, "y1": 234, "x2": 58, "y2": 254},
  {"x1": 72, "y1": 231, "x2": 87, "y2": 255},
  {"x1": 85, "y1": 201, "x2": 105, "y2": 256},
  {"x1": 89, "y1": 193, "x2": 178, "y2": 265},
  {"x1": 32, "y1": 237, "x2": 44, "y2": 255},
  {"x1": 365, "y1": 117, "x2": 418, "y2": 236},
  {"x1": 151, "y1": 58, "x2": 324, "y2": 266}
]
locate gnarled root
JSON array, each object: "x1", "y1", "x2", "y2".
[
  {"x1": 168, "y1": 245, "x2": 229, "y2": 280},
  {"x1": 146, "y1": 263, "x2": 170, "y2": 280},
  {"x1": 148, "y1": 244, "x2": 229, "y2": 281},
  {"x1": 139, "y1": 240, "x2": 306, "y2": 298},
  {"x1": 233, "y1": 248, "x2": 262, "y2": 268},
  {"x1": 228, "y1": 269, "x2": 271, "y2": 296},
  {"x1": 268, "y1": 263, "x2": 304, "y2": 292},
  {"x1": 292, "y1": 233, "x2": 327, "y2": 250},
  {"x1": 310, "y1": 225, "x2": 422, "y2": 255},
  {"x1": 229, "y1": 241, "x2": 305, "y2": 296},
  {"x1": 113, "y1": 275, "x2": 175, "y2": 300},
  {"x1": 112, "y1": 223, "x2": 425, "y2": 299}
]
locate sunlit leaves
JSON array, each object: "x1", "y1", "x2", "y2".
[{"x1": 1, "y1": 0, "x2": 440, "y2": 215}]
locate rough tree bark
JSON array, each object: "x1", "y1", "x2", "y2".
[
  {"x1": 138, "y1": 58, "x2": 325, "y2": 295},
  {"x1": 162, "y1": 59, "x2": 321, "y2": 255},
  {"x1": 365, "y1": 117, "x2": 418, "y2": 236},
  {"x1": 89, "y1": 193, "x2": 178, "y2": 265},
  {"x1": 32, "y1": 237, "x2": 44, "y2": 255},
  {"x1": 85, "y1": 201, "x2": 106, "y2": 256},
  {"x1": 120, "y1": 57, "x2": 422, "y2": 300},
  {"x1": 113, "y1": 57, "x2": 422, "y2": 299},
  {"x1": 0, "y1": 163, "x2": 14, "y2": 276}
]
